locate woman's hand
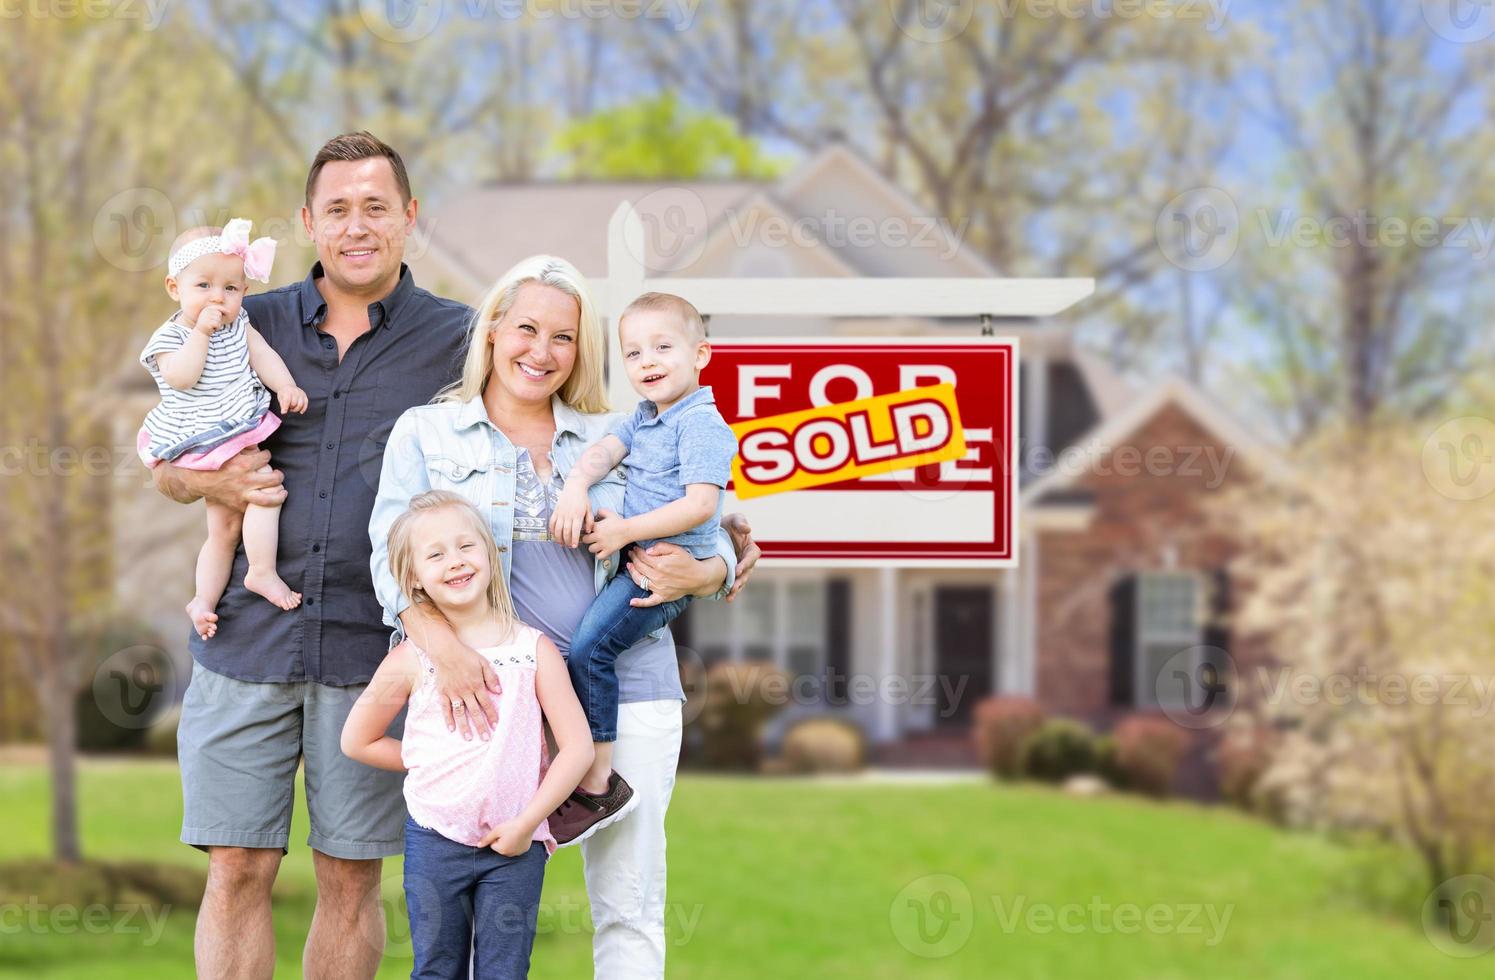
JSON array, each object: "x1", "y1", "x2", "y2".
[
  {"x1": 720, "y1": 512, "x2": 761, "y2": 602},
  {"x1": 624, "y1": 541, "x2": 722, "y2": 607},
  {"x1": 411, "y1": 613, "x2": 501, "y2": 740},
  {"x1": 478, "y1": 816, "x2": 536, "y2": 857}
]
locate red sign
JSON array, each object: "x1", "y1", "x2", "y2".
[{"x1": 702, "y1": 338, "x2": 1018, "y2": 565}]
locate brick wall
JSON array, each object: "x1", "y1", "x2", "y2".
[{"x1": 1034, "y1": 402, "x2": 1269, "y2": 733}]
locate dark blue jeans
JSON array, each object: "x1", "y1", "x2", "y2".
[
  {"x1": 568, "y1": 573, "x2": 691, "y2": 742},
  {"x1": 403, "y1": 817, "x2": 549, "y2": 980}
]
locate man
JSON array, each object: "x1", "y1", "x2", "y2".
[
  {"x1": 154, "y1": 132, "x2": 758, "y2": 979},
  {"x1": 152, "y1": 132, "x2": 470, "y2": 978}
]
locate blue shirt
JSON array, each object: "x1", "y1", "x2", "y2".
[
  {"x1": 368, "y1": 393, "x2": 738, "y2": 704},
  {"x1": 185, "y1": 263, "x2": 470, "y2": 686},
  {"x1": 609, "y1": 386, "x2": 739, "y2": 560}
]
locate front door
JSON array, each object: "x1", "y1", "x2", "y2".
[{"x1": 933, "y1": 586, "x2": 994, "y2": 725}]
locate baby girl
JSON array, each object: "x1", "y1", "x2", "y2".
[{"x1": 138, "y1": 219, "x2": 308, "y2": 639}]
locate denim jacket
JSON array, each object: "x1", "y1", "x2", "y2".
[{"x1": 369, "y1": 393, "x2": 736, "y2": 646}]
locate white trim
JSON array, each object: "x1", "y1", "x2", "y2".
[
  {"x1": 1021, "y1": 376, "x2": 1284, "y2": 505},
  {"x1": 775, "y1": 144, "x2": 1000, "y2": 278},
  {"x1": 618, "y1": 276, "x2": 1094, "y2": 319},
  {"x1": 1028, "y1": 505, "x2": 1095, "y2": 532},
  {"x1": 690, "y1": 190, "x2": 865, "y2": 279}
]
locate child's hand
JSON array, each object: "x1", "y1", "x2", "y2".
[
  {"x1": 584, "y1": 508, "x2": 634, "y2": 562},
  {"x1": 279, "y1": 386, "x2": 309, "y2": 414},
  {"x1": 548, "y1": 484, "x2": 594, "y2": 548},
  {"x1": 478, "y1": 817, "x2": 536, "y2": 858},
  {"x1": 194, "y1": 305, "x2": 227, "y2": 335}
]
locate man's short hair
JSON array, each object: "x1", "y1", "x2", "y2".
[
  {"x1": 618, "y1": 292, "x2": 706, "y2": 343},
  {"x1": 305, "y1": 131, "x2": 412, "y2": 208}
]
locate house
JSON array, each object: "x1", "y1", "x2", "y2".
[{"x1": 407, "y1": 145, "x2": 1272, "y2": 769}]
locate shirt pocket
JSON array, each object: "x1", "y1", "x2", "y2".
[{"x1": 424, "y1": 453, "x2": 493, "y2": 495}]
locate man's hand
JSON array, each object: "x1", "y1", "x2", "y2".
[
  {"x1": 721, "y1": 512, "x2": 760, "y2": 602},
  {"x1": 194, "y1": 305, "x2": 227, "y2": 335},
  {"x1": 278, "y1": 386, "x2": 309, "y2": 414},
  {"x1": 583, "y1": 508, "x2": 635, "y2": 562},
  {"x1": 152, "y1": 446, "x2": 285, "y2": 510}
]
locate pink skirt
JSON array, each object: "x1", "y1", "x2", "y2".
[{"x1": 137, "y1": 411, "x2": 282, "y2": 471}]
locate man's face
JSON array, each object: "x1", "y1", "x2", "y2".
[{"x1": 301, "y1": 157, "x2": 416, "y2": 295}]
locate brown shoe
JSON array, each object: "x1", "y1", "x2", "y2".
[{"x1": 549, "y1": 771, "x2": 639, "y2": 848}]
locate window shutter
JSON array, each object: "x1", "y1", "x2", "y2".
[
  {"x1": 1109, "y1": 574, "x2": 1137, "y2": 706},
  {"x1": 1203, "y1": 567, "x2": 1231, "y2": 651},
  {"x1": 826, "y1": 578, "x2": 851, "y2": 707}
]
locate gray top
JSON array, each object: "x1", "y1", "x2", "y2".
[
  {"x1": 508, "y1": 448, "x2": 685, "y2": 705},
  {"x1": 609, "y1": 385, "x2": 738, "y2": 559}
]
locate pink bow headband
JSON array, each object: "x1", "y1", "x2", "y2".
[{"x1": 167, "y1": 218, "x2": 277, "y2": 283}]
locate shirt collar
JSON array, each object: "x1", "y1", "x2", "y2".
[
  {"x1": 454, "y1": 392, "x2": 591, "y2": 437},
  {"x1": 642, "y1": 385, "x2": 715, "y2": 424},
  {"x1": 298, "y1": 261, "x2": 415, "y2": 330}
]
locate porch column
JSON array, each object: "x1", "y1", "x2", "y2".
[{"x1": 877, "y1": 566, "x2": 898, "y2": 742}]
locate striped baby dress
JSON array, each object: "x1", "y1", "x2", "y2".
[{"x1": 138, "y1": 309, "x2": 272, "y2": 463}]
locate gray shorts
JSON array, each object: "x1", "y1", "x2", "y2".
[{"x1": 178, "y1": 662, "x2": 407, "y2": 859}]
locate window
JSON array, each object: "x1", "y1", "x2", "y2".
[
  {"x1": 680, "y1": 576, "x2": 836, "y2": 683},
  {"x1": 1135, "y1": 572, "x2": 1204, "y2": 708}
]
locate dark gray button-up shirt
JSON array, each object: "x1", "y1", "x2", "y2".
[{"x1": 185, "y1": 262, "x2": 471, "y2": 685}]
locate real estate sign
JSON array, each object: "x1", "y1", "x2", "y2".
[{"x1": 702, "y1": 337, "x2": 1019, "y2": 566}]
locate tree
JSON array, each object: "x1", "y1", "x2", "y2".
[
  {"x1": 0, "y1": 11, "x2": 290, "y2": 862},
  {"x1": 1232, "y1": 0, "x2": 1495, "y2": 435},
  {"x1": 553, "y1": 93, "x2": 783, "y2": 179},
  {"x1": 1225, "y1": 419, "x2": 1495, "y2": 901}
]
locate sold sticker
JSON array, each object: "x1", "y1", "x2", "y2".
[{"x1": 730, "y1": 383, "x2": 966, "y2": 499}]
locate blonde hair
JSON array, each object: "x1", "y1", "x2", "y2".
[
  {"x1": 437, "y1": 254, "x2": 609, "y2": 413},
  {"x1": 619, "y1": 291, "x2": 707, "y2": 343},
  {"x1": 386, "y1": 490, "x2": 517, "y2": 638}
]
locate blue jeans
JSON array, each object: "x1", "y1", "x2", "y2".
[
  {"x1": 403, "y1": 817, "x2": 548, "y2": 980},
  {"x1": 568, "y1": 574, "x2": 691, "y2": 742}
]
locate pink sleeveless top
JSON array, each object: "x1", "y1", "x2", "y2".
[{"x1": 400, "y1": 624, "x2": 556, "y2": 855}]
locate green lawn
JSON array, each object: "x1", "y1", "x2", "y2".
[{"x1": 0, "y1": 758, "x2": 1476, "y2": 978}]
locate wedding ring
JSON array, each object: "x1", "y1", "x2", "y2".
[
  {"x1": 639, "y1": 575, "x2": 651, "y2": 591},
  {"x1": 451, "y1": 700, "x2": 465, "y2": 710}
]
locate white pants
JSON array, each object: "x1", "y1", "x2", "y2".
[{"x1": 579, "y1": 698, "x2": 683, "y2": 980}]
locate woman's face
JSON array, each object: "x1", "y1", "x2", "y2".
[{"x1": 485, "y1": 282, "x2": 581, "y2": 408}]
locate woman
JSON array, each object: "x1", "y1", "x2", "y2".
[{"x1": 369, "y1": 254, "x2": 758, "y2": 977}]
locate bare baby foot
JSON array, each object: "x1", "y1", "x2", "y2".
[
  {"x1": 186, "y1": 596, "x2": 218, "y2": 640},
  {"x1": 244, "y1": 567, "x2": 303, "y2": 611}
]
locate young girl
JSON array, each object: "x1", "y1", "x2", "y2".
[
  {"x1": 138, "y1": 219, "x2": 308, "y2": 638},
  {"x1": 341, "y1": 490, "x2": 594, "y2": 980}
]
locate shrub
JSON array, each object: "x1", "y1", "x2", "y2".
[
  {"x1": 1216, "y1": 724, "x2": 1284, "y2": 820},
  {"x1": 1019, "y1": 718, "x2": 1099, "y2": 783},
  {"x1": 143, "y1": 704, "x2": 181, "y2": 757},
  {"x1": 971, "y1": 695, "x2": 1044, "y2": 780},
  {"x1": 694, "y1": 662, "x2": 788, "y2": 770},
  {"x1": 780, "y1": 717, "x2": 866, "y2": 774},
  {"x1": 72, "y1": 619, "x2": 172, "y2": 753},
  {"x1": 1110, "y1": 714, "x2": 1190, "y2": 797}
]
